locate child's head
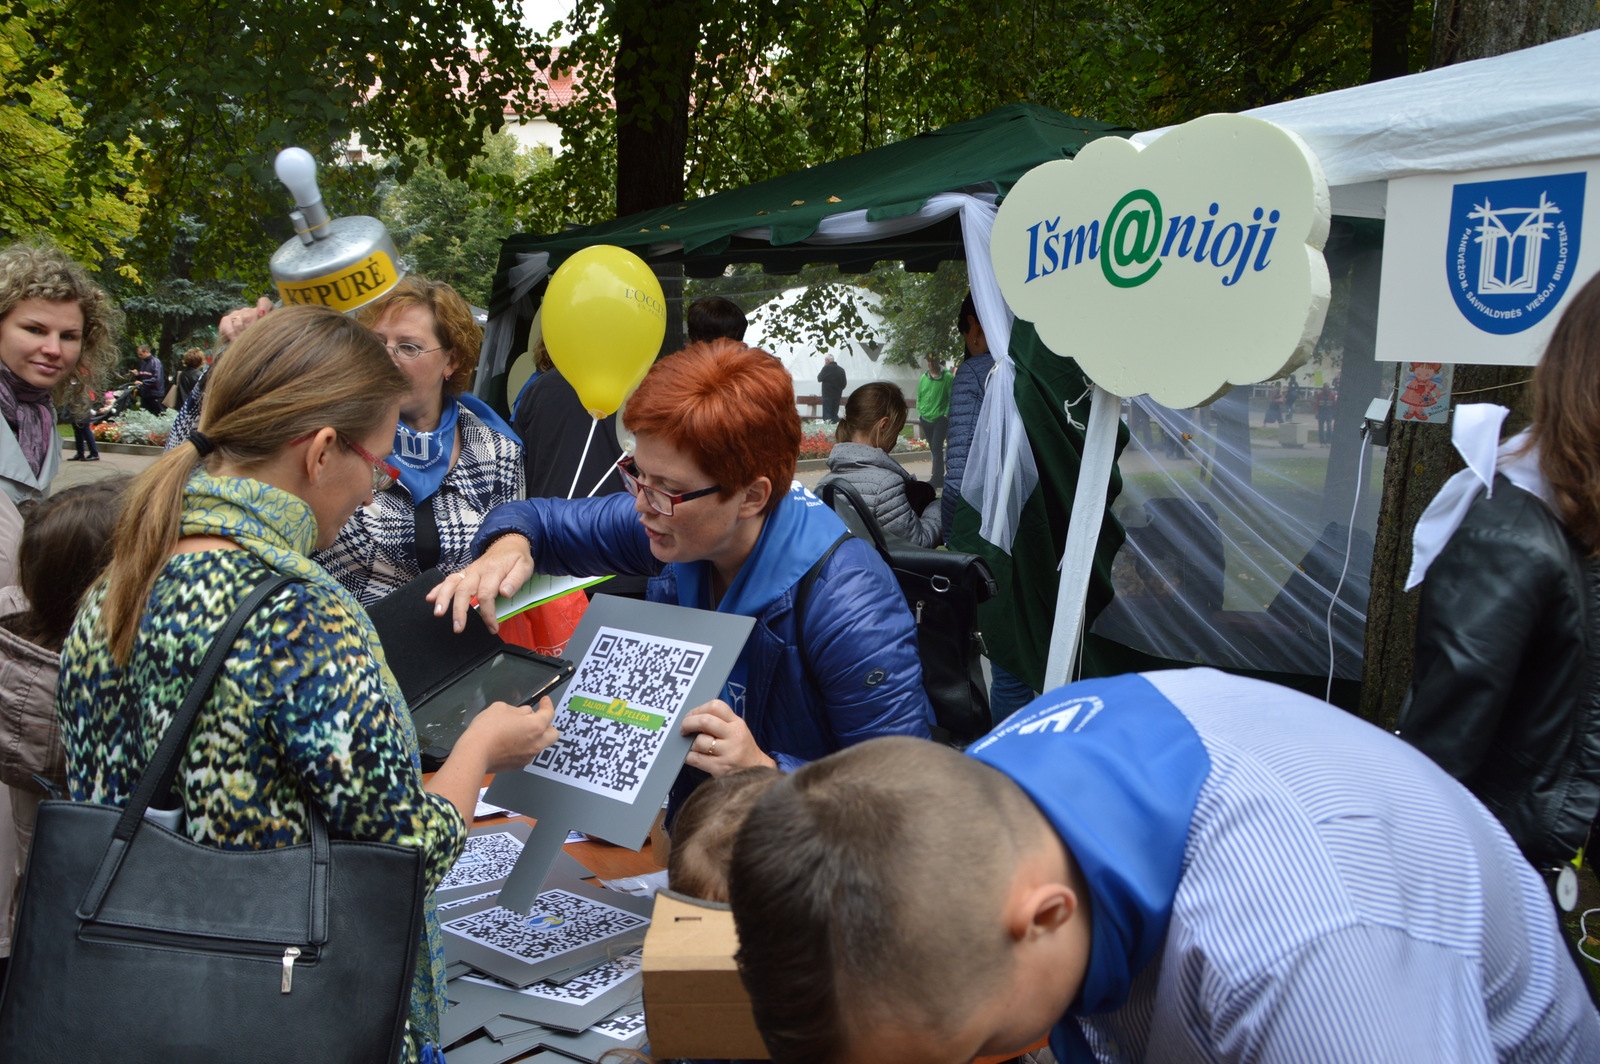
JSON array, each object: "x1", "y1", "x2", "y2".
[
  {"x1": 728, "y1": 737, "x2": 1091, "y2": 1064},
  {"x1": 836, "y1": 381, "x2": 907, "y2": 449},
  {"x1": 668, "y1": 766, "x2": 781, "y2": 902},
  {"x1": 12, "y1": 477, "x2": 129, "y2": 650}
]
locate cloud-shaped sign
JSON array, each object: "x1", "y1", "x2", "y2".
[{"x1": 991, "y1": 114, "x2": 1331, "y2": 408}]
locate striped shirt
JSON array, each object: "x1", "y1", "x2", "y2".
[{"x1": 1082, "y1": 669, "x2": 1599, "y2": 1063}]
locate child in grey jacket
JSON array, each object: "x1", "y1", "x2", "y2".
[{"x1": 818, "y1": 382, "x2": 941, "y2": 548}]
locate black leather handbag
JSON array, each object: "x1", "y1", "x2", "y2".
[
  {"x1": 0, "y1": 575, "x2": 428, "y2": 1064},
  {"x1": 812, "y1": 479, "x2": 998, "y2": 745}
]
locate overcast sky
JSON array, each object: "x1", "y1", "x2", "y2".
[{"x1": 522, "y1": 0, "x2": 575, "y2": 41}]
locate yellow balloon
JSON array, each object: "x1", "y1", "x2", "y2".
[{"x1": 541, "y1": 245, "x2": 667, "y2": 417}]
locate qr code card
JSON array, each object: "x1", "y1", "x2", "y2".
[
  {"x1": 442, "y1": 888, "x2": 648, "y2": 969},
  {"x1": 437, "y1": 830, "x2": 526, "y2": 893},
  {"x1": 526, "y1": 626, "x2": 712, "y2": 802},
  {"x1": 459, "y1": 948, "x2": 643, "y2": 1032},
  {"x1": 536, "y1": 1002, "x2": 649, "y2": 1062}
]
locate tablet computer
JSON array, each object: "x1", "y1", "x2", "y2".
[{"x1": 411, "y1": 650, "x2": 575, "y2": 760}]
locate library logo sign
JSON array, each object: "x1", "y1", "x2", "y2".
[{"x1": 1446, "y1": 171, "x2": 1585, "y2": 335}]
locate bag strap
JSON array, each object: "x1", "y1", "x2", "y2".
[
  {"x1": 415, "y1": 499, "x2": 442, "y2": 572},
  {"x1": 793, "y1": 534, "x2": 852, "y2": 702},
  {"x1": 78, "y1": 573, "x2": 298, "y2": 922},
  {"x1": 816, "y1": 478, "x2": 890, "y2": 556}
]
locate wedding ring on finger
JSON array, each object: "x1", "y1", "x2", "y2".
[{"x1": 708, "y1": 738, "x2": 718, "y2": 757}]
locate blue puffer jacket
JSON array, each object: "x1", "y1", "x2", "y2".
[
  {"x1": 941, "y1": 350, "x2": 995, "y2": 545},
  {"x1": 472, "y1": 493, "x2": 932, "y2": 775}
]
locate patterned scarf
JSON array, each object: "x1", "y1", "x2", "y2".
[
  {"x1": 0, "y1": 365, "x2": 55, "y2": 476},
  {"x1": 178, "y1": 471, "x2": 450, "y2": 1047}
]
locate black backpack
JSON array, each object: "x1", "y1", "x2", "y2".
[{"x1": 799, "y1": 479, "x2": 998, "y2": 746}]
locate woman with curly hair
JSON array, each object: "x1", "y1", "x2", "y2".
[{"x1": 0, "y1": 242, "x2": 120, "y2": 503}]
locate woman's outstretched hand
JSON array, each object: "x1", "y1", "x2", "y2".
[
  {"x1": 426, "y1": 695, "x2": 559, "y2": 824},
  {"x1": 427, "y1": 533, "x2": 534, "y2": 635}
]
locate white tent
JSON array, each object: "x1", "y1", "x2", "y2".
[
  {"x1": 1047, "y1": 30, "x2": 1600, "y2": 689},
  {"x1": 1132, "y1": 29, "x2": 1600, "y2": 216},
  {"x1": 744, "y1": 286, "x2": 924, "y2": 414}
]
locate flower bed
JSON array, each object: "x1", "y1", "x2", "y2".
[
  {"x1": 93, "y1": 408, "x2": 177, "y2": 447},
  {"x1": 799, "y1": 429, "x2": 834, "y2": 461},
  {"x1": 798, "y1": 425, "x2": 929, "y2": 461}
]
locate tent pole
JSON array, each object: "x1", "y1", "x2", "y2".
[{"x1": 1043, "y1": 385, "x2": 1121, "y2": 691}]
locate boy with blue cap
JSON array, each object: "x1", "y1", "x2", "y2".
[{"x1": 729, "y1": 669, "x2": 1600, "y2": 1063}]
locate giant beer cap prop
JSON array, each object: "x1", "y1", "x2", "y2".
[
  {"x1": 992, "y1": 113, "x2": 1331, "y2": 408},
  {"x1": 269, "y1": 148, "x2": 404, "y2": 314}
]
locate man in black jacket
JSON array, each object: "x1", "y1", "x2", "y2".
[{"x1": 817, "y1": 355, "x2": 846, "y2": 422}]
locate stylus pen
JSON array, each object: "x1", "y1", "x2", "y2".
[{"x1": 519, "y1": 670, "x2": 570, "y2": 707}]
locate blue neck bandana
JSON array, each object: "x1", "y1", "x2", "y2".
[
  {"x1": 965, "y1": 673, "x2": 1211, "y2": 1064},
  {"x1": 390, "y1": 394, "x2": 517, "y2": 503}
]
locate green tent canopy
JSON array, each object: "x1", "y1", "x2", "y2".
[
  {"x1": 481, "y1": 103, "x2": 1134, "y2": 694},
  {"x1": 485, "y1": 103, "x2": 1129, "y2": 322}
]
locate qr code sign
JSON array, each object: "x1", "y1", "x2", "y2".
[
  {"x1": 437, "y1": 831, "x2": 524, "y2": 892},
  {"x1": 527, "y1": 627, "x2": 711, "y2": 801},
  {"x1": 460, "y1": 947, "x2": 641, "y2": 1003},
  {"x1": 525, "y1": 948, "x2": 641, "y2": 1004},
  {"x1": 591, "y1": 1010, "x2": 647, "y2": 1041},
  {"x1": 442, "y1": 889, "x2": 648, "y2": 965}
]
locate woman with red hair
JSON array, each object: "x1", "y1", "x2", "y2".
[{"x1": 432, "y1": 340, "x2": 931, "y2": 814}]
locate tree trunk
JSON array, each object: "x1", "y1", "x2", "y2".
[
  {"x1": 1369, "y1": 0, "x2": 1413, "y2": 81},
  {"x1": 1430, "y1": 0, "x2": 1600, "y2": 66},
  {"x1": 611, "y1": 0, "x2": 703, "y2": 355},
  {"x1": 1358, "y1": 0, "x2": 1600, "y2": 728}
]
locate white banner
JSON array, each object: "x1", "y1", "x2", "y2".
[{"x1": 1375, "y1": 156, "x2": 1600, "y2": 366}]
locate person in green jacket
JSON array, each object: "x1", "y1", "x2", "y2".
[{"x1": 917, "y1": 355, "x2": 954, "y2": 490}]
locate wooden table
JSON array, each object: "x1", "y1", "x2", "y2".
[{"x1": 467, "y1": 778, "x2": 665, "y2": 882}]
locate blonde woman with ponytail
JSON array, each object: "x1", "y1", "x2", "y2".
[{"x1": 56, "y1": 305, "x2": 558, "y2": 1064}]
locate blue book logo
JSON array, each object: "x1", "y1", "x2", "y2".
[{"x1": 1446, "y1": 172, "x2": 1585, "y2": 335}]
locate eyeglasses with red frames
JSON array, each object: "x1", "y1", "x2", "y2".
[
  {"x1": 289, "y1": 430, "x2": 401, "y2": 493},
  {"x1": 616, "y1": 456, "x2": 721, "y2": 516}
]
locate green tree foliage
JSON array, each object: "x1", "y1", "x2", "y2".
[
  {"x1": 871, "y1": 261, "x2": 972, "y2": 365},
  {"x1": 0, "y1": 5, "x2": 144, "y2": 270},
  {"x1": 113, "y1": 215, "x2": 247, "y2": 364},
  {"x1": 382, "y1": 134, "x2": 552, "y2": 306},
  {"x1": 26, "y1": 0, "x2": 540, "y2": 282},
  {"x1": 523, "y1": 1, "x2": 1419, "y2": 359}
]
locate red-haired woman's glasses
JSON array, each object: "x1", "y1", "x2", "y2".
[
  {"x1": 288, "y1": 430, "x2": 401, "y2": 493},
  {"x1": 616, "y1": 456, "x2": 720, "y2": 516}
]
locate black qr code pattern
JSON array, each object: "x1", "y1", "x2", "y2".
[
  {"x1": 442, "y1": 888, "x2": 648, "y2": 964},
  {"x1": 530, "y1": 628, "x2": 710, "y2": 798},
  {"x1": 437, "y1": 831, "x2": 524, "y2": 891},
  {"x1": 591, "y1": 1010, "x2": 647, "y2": 1041},
  {"x1": 525, "y1": 948, "x2": 641, "y2": 1004}
]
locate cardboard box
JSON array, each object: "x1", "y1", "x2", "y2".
[{"x1": 642, "y1": 890, "x2": 769, "y2": 1059}]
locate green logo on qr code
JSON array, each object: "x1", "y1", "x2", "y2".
[{"x1": 567, "y1": 695, "x2": 666, "y2": 731}]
